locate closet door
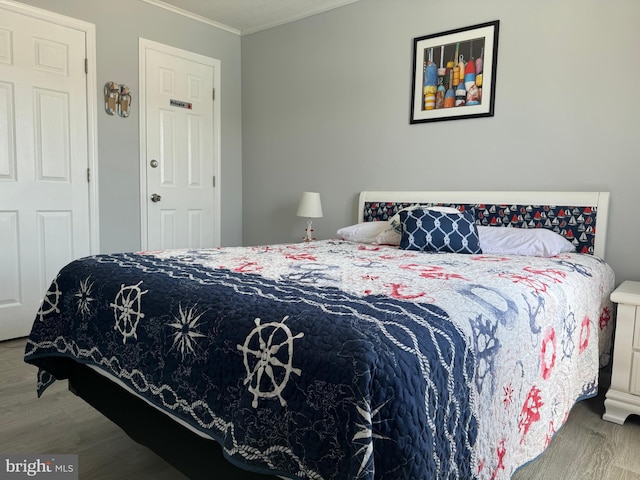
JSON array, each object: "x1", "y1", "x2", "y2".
[{"x1": 0, "y1": 5, "x2": 92, "y2": 340}]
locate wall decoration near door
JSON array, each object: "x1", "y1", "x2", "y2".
[
  {"x1": 104, "y1": 81, "x2": 132, "y2": 117},
  {"x1": 410, "y1": 20, "x2": 499, "y2": 124}
]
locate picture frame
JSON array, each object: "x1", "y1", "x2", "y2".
[{"x1": 410, "y1": 20, "x2": 500, "y2": 124}]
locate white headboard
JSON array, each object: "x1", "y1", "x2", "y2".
[{"x1": 357, "y1": 191, "x2": 610, "y2": 259}]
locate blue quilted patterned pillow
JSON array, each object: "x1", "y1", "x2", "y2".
[{"x1": 399, "y1": 208, "x2": 482, "y2": 254}]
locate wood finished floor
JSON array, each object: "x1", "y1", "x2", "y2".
[{"x1": 3, "y1": 337, "x2": 640, "y2": 480}]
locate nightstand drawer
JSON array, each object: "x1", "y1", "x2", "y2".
[
  {"x1": 631, "y1": 351, "x2": 640, "y2": 395},
  {"x1": 634, "y1": 307, "x2": 640, "y2": 350}
]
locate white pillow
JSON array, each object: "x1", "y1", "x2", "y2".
[
  {"x1": 388, "y1": 205, "x2": 460, "y2": 233},
  {"x1": 375, "y1": 228, "x2": 401, "y2": 246},
  {"x1": 337, "y1": 221, "x2": 390, "y2": 243},
  {"x1": 478, "y1": 226, "x2": 575, "y2": 257}
]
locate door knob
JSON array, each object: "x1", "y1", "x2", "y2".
[
  {"x1": 150, "y1": 193, "x2": 162, "y2": 203},
  {"x1": 150, "y1": 159, "x2": 158, "y2": 168}
]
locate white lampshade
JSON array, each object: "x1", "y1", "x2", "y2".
[{"x1": 297, "y1": 192, "x2": 323, "y2": 218}]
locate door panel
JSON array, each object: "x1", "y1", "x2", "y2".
[
  {"x1": 0, "y1": 6, "x2": 91, "y2": 340},
  {"x1": 0, "y1": 211, "x2": 19, "y2": 307},
  {"x1": 0, "y1": 81, "x2": 15, "y2": 179},
  {"x1": 159, "y1": 109, "x2": 176, "y2": 185},
  {"x1": 35, "y1": 89, "x2": 71, "y2": 180}
]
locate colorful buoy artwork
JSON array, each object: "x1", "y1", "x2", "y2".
[{"x1": 420, "y1": 37, "x2": 488, "y2": 112}]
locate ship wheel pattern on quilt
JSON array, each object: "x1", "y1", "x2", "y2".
[
  {"x1": 237, "y1": 315, "x2": 304, "y2": 408},
  {"x1": 110, "y1": 281, "x2": 148, "y2": 344}
]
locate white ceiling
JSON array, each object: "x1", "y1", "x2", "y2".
[{"x1": 142, "y1": 0, "x2": 361, "y2": 35}]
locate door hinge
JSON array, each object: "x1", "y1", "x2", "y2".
[
  {"x1": 212, "y1": 88, "x2": 215, "y2": 101},
  {"x1": 212, "y1": 175, "x2": 216, "y2": 187},
  {"x1": 84, "y1": 58, "x2": 88, "y2": 74},
  {"x1": 87, "y1": 168, "x2": 90, "y2": 182}
]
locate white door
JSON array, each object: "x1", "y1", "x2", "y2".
[
  {"x1": 0, "y1": 5, "x2": 95, "y2": 340},
  {"x1": 140, "y1": 40, "x2": 220, "y2": 251}
]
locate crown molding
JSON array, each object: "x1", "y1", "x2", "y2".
[
  {"x1": 141, "y1": 0, "x2": 361, "y2": 36},
  {"x1": 140, "y1": 0, "x2": 241, "y2": 35},
  {"x1": 240, "y1": 0, "x2": 361, "y2": 35}
]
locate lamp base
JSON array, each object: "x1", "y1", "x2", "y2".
[{"x1": 303, "y1": 219, "x2": 316, "y2": 242}]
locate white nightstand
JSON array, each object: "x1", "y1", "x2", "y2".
[{"x1": 603, "y1": 280, "x2": 640, "y2": 424}]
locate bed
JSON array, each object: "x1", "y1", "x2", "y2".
[{"x1": 24, "y1": 190, "x2": 615, "y2": 480}]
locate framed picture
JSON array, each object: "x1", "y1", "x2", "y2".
[{"x1": 410, "y1": 20, "x2": 500, "y2": 124}]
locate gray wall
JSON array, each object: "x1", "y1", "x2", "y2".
[
  {"x1": 16, "y1": 0, "x2": 243, "y2": 251},
  {"x1": 241, "y1": 0, "x2": 640, "y2": 284}
]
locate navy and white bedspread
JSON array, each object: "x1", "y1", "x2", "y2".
[{"x1": 25, "y1": 240, "x2": 615, "y2": 479}]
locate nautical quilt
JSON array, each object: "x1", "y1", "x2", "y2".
[{"x1": 24, "y1": 240, "x2": 615, "y2": 479}]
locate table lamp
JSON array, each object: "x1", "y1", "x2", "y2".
[{"x1": 297, "y1": 192, "x2": 323, "y2": 242}]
